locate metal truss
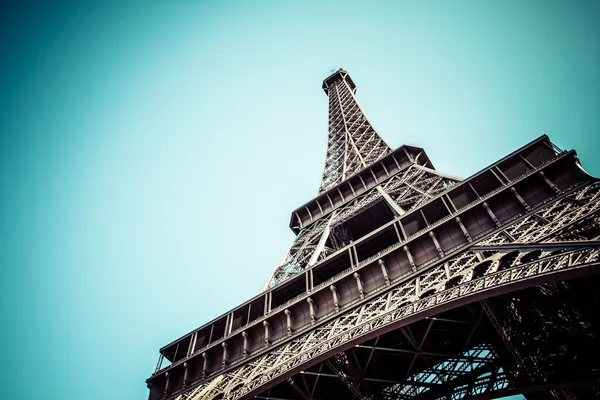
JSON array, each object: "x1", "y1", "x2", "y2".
[
  {"x1": 263, "y1": 69, "x2": 457, "y2": 291},
  {"x1": 364, "y1": 344, "x2": 509, "y2": 400},
  {"x1": 264, "y1": 164, "x2": 458, "y2": 289},
  {"x1": 479, "y1": 182, "x2": 600, "y2": 247},
  {"x1": 148, "y1": 71, "x2": 600, "y2": 400},
  {"x1": 174, "y1": 182, "x2": 600, "y2": 400},
  {"x1": 325, "y1": 352, "x2": 366, "y2": 399},
  {"x1": 319, "y1": 69, "x2": 391, "y2": 193}
]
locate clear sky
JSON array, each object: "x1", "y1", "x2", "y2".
[{"x1": 0, "y1": 1, "x2": 598, "y2": 399}]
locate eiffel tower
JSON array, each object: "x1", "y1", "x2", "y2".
[{"x1": 146, "y1": 69, "x2": 600, "y2": 400}]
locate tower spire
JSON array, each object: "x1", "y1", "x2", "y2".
[{"x1": 319, "y1": 69, "x2": 391, "y2": 192}]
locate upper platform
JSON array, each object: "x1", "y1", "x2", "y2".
[
  {"x1": 290, "y1": 145, "x2": 435, "y2": 233},
  {"x1": 322, "y1": 68, "x2": 356, "y2": 94}
]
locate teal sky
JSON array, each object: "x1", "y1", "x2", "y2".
[{"x1": 0, "y1": 2, "x2": 599, "y2": 399}]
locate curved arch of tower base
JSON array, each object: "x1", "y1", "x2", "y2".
[{"x1": 254, "y1": 273, "x2": 600, "y2": 400}]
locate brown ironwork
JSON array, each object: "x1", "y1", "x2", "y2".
[{"x1": 146, "y1": 71, "x2": 600, "y2": 400}]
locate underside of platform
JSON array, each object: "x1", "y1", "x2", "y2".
[{"x1": 256, "y1": 275, "x2": 600, "y2": 400}]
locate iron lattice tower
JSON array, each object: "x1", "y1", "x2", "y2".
[
  {"x1": 318, "y1": 69, "x2": 391, "y2": 193},
  {"x1": 146, "y1": 70, "x2": 600, "y2": 400}
]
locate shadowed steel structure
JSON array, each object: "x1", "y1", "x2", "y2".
[
  {"x1": 146, "y1": 70, "x2": 600, "y2": 400},
  {"x1": 263, "y1": 70, "x2": 456, "y2": 289}
]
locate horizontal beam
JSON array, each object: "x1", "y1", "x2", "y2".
[
  {"x1": 473, "y1": 240, "x2": 600, "y2": 252},
  {"x1": 355, "y1": 345, "x2": 490, "y2": 361},
  {"x1": 298, "y1": 371, "x2": 438, "y2": 389}
]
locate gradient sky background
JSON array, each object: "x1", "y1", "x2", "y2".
[{"x1": 1, "y1": 1, "x2": 599, "y2": 399}]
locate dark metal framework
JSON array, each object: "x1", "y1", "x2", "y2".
[{"x1": 146, "y1": 70, "x2": 600, "y2": 400}]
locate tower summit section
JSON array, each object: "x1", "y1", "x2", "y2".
[{"x1": 319, "y1": 69, "x2": 391, "y2": 192}]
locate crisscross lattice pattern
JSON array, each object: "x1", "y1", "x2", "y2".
[{"x1": 319, "y1": 70, "x2": 391, "y2": 193}]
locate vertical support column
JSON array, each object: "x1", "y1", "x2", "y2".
[
  {"x1": 404, "y1": 246, "x2": 417, "y2": 271},
  {"x1": 519, "y1": 154, "x2": 535, "y2": 169},
  {"x1": 263, "y1": 321, "x2": 271, "y2": 346},
  {"x1": 305, "y1": 270, "x2": 310, "y2": 293},
  {"x1": 187, "y1": 332, "x2": 197, "y2": 356},
  {"x1": 378, "y1": 259, "x2": 390, "y2": 285},
  {"x1": 420, "y1": 210, "x2": 429, "y2": 226},
  {"x1": 444, "y1": 263, "x2": 451, "y2": 279},
  {"x1": 308, "y1": 222, "x2": 332, "y2": 266},
  {"x1": 483, "y1": 202, "x2": 501, "y2": 227},
  {"x1": 226, "y1": 313, "x2": 234, "y2": 336},
  {"x1": 359, "y1": 175, "x2": 368, "y2": 190},
  {"x1": 445, "y1": 194, "x2": 458, "y2": 212},
  {"x1": 381, "y1": 162, "x2": 390, "y2": 177},
  {"x1": 163, "y1": 371, "x2": 171, "y2": 398},
  {"x1": 393, "y1": 221, "x2": 403, "y2": 242},
  {"x1": 242, "y1": 331, "x2": 250, "y2": 357},
  {"x1": 264, "y1": 292, "x2": 272, "y2": 315},
  {"x1": 264, "y1": 293, "x2": 269, "y2": 316},
  {"x1": 316, "y1": 200, "x2": 323, "y2": 214},
  {"x1": 469, "y1": 183, "x2": 481, "y2": 199},
  {"x1": 295, "y1": 212, "x2": 303, "y2": 230},
  {"x1": 370, "y1": 169, "x2": 379, "y2": 184},
  {"x1": 352, "y1": 244, "x2": 359, "y2": 268},
  {"x1": 489, "y1": 168, "x2": 506, "y2": 185},
  {"x1": 326, "y1": 194, "x2": 335, "y2": 209},
  {"x1": 208, "y1": 324, "x2": 214, "y2": 345},
  {"x1": 385, "y1": 291, "x2": 393, "y2": 310},
  {"x1": 494, "y1": 167, "x2": 510, "y2": 184},
  {"x1": 330, "y1": 285, "x2": 340, "y2": 311},
  {"x1": 392, "y1": 154, "x2": 402, "y2": 169},
  {"x1": 455, "y1": 217, "x2": 472, "y2": 242},
  {"x1": 403, "y1": 148, "x2": 414, "y2": 163},
  {"x1": 429, "y1": 231, "x2": 444, "y2": 257},
  {"x1": 201, "y1": 352, "x2": 209, "y2": 378},
  {"x1": 284, "y1": 309, "x2": 293, "y2": 335},
  {"x1": 441, "y1": 196, "x2": 454, "y2": 214},
  {"x1": 183, "y1": 362, "x2": 190, "y2": 388},
  {"x1": 539, "y1": 171, "x2": 560, "y2": 194},
  {"x1": 155, "y1": 354, "x2": 164, "y2": 373},
  {"x1": 268, "y1": 292, "x2": 273, "y2": 314},
  {"x1": 305, "y1": 206, "x2": 313, "y2": 222},
  {"x1": 354, "y1": 272, "x2": 365, "y2": 298},
  {"x1": 221, "y1": 342, "x2": 229, "y2": 367},
  {"x1": 397, "y1": 221, "x2": 408, "y2": 241},
  {"x1": 307, "y1": 297, "x2": 317, "y2": 324},
  {"x1": 510, "y1": 187, "x2": 530, "y2": 211}
]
